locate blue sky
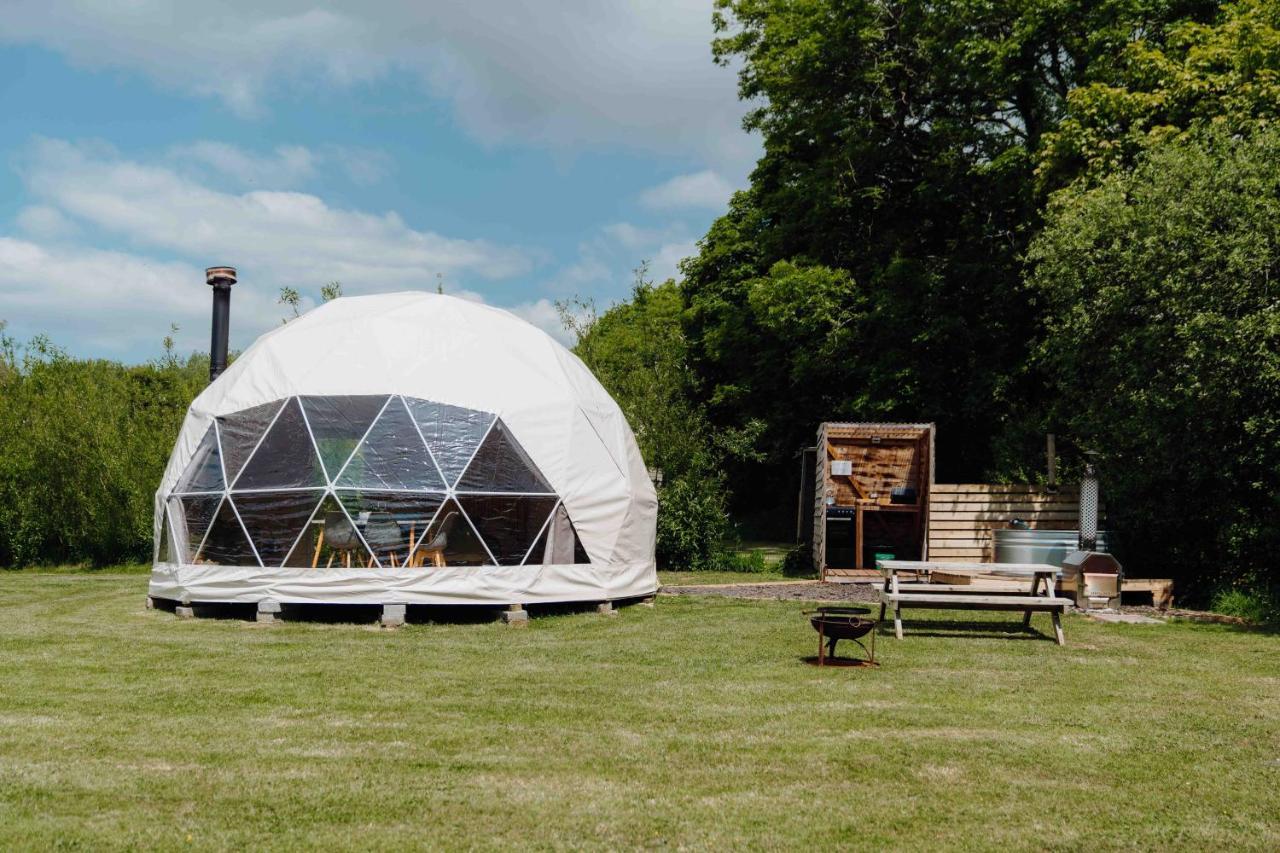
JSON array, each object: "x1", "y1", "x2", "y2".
[{"x1": 0, "y1": 1, "x2": 756, "y2": 361}]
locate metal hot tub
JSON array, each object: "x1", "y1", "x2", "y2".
[{"x1": 994, "y1": 528, "x2": 1110, "y2": 567}]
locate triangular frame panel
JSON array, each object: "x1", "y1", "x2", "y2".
[
  {"x1": 233, "y1": 397, "x2": 327, "y2": 491},
  {"x1": 216, "y1": 399, "x2": 286, "y2": 486},
  {"x1": 174, "y1": 424, "x2": 225, "y2": 493},
  {"x1": 298, "y1": 394, "x2": 390, "y2": 484},
  {"x1": 458, "y1": 494, "x2": 559, "y2": 566},
  {"x1": 405, "y1": 398, "x2": 496, "y2": 488},
  {"x1": 233, "y1": 490, "x2": 328, "y2": 568},
  {"x1": 455, "y1": 418, "x2": 555, "y2": 494},
  {"x1": 335, "y1": 396, "x2": 446, "y2": 492}
]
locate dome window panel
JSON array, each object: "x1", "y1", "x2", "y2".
[
  {"x1": 195, "y1": 498, "x2": 261, "y2": 566},
  {"x1": 283, "y1": 494, "x2": 375, "y2": 569},
  {"x1": 405, "y1": 399, "x2": 495, "y2": 488},
  {"x1": 455, "y1": 419, "x2": 554, "y2": 494},
  {"x1": 335, "y1": 397, "x2": 446, "y2": 491},
  {"x1": 216, "y1": 399, "x2": 286, "y2": 485},
  {"x1": 156, "y1": 505, "x2": 179, "y2": 564},
  {"x1": 408, "y1": 498, "x2": 493, "y2": 567},
  {"x1": 459, "y1": 495, "x2": 559, "y2": 566},
  {"x1": 233, "y1": 397, "x2": 326, "y2": 491},
  {"x1": 233, "y1": 490, "x2": 328, "y2": 568},
  {"x1": 527, "y1": 503, "x2": 592, "y2": 565},
  {"x1": 171, "y1": 494, "x2": 221, "y2": 563},
  {"x1": 334, "y1": 491, "x2": 446, "y2": 568},
  {"x1": 298, "y1": 395, "x2": 389, "y2": 483},
  {"x1": 174, "y1": 424, "x2": 224, "y2": 493}
]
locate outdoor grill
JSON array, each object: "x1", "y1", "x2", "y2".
[{"x1": 1061, "y1": 551, "x2": 1123, "y2": 610}]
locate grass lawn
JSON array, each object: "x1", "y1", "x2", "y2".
[{"x1": 1, "y1": 573, "x2": 1277, "y2": 850}]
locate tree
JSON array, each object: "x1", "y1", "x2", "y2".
[
  {"x1": 1026, "y1": 127, "x2": 1280, "y2": 594},
  {"x1": 565, "y1": 267, "x2": 733, "y2": 569},
  {"x1": 1040, "y1": 0, "x2": 1280, "y2": 187},
  {"x1": 684, "y1": 0, "x2": 1218, "y2": 521}
]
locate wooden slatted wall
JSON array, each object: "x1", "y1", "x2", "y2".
[{"x1": 927, "y1": 484, "x2": 1083, "y2": 562}]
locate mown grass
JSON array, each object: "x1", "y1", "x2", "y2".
[{"x1": 1, "y1": 573, "x2": 1277, "y2": 850}]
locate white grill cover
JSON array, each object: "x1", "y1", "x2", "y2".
[{"x1": 150, "y1": 292, "x2": 657, "y2": 605}]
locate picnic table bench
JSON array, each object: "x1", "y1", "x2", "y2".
[{"x1": 877, "y1": 560, "x2": 1070, "y2": 645}]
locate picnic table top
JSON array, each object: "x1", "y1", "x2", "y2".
[{"x1": 877, "y1": 560, "x2": 1061, "y2": 577}]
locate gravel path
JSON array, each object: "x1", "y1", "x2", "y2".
[{"x1": 660, "y1": 581, "x2": 880, "y2": 603}]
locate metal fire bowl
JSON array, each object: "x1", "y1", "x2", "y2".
[{"x1": 809, "y1": 613, "x2": 876, "y2": 641}]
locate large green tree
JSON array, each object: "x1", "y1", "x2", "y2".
[
  {"x1": 681, "y1": 0, "x2": 1216, "y2": 521},
  {"x1": 1027, "y1": 127, "x2": 1280, "y2": 591}
]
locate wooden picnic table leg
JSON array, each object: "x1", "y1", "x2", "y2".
[
  {"x1": 1051, "y1": 608, "x2": 1065, "y2": 646},
  {"x1": 891, "y1": 571, "x2": 904, "y2": 640},
  {"x1": 878, "y1": 571, "x2": 888, "y2": 626},
  {"x1": 1022, "y1": 573, "x2": 1039, "y2": 627}
]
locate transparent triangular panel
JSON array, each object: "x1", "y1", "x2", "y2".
[
  {"x1": 282, "y1": 494, "x2": 371, "y2": 569},
  {"x1": 334, "y1": 491, "x2": 445, "y2": 568},
  {"x1": 233, "y1": 490, "x2": 327, "y2": 568},
  {"x1": 455, "y1": 419, "x2": 554, "y2": 494},
  {"x1": 174, "y1": 424, "x2": 224, "y2": 493},
  {"x1": 408, "y1": 498, "x2": 492, "y2": 566},
  {"x1": 233, "y1": 397, "x2": 326, "y2": 490},
  {"x1": 526, "y1": 503, "x2": 591, "y2": 565},
  {"x1": 525, "y1": 523, "x2": 550, "y2": 566},
  {"x1": 156, "y1": 508, "x2": 178, "y2": 564},
  {"x1": 299, "y1": 395, "x2": 389, "y2": 482},
  {"x1": 405, "y1": 399, "x2": 496, "y2": 488},
  {"x1": 216, "y1": 399, "x2": 285, "y2": 485},
  {"x1": 197, "y1": 498, "x2": 260, "y2": 566},
  {"x1": 459, "y1": 495, "x2": 558, "y2": 565},
  {"x1": 336, "y1": 398, "x2": 445, "y2": 491},
  {"x1": 172, "y1": 495, "x2": 221, "y2": 563}
]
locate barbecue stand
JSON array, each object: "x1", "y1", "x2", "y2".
[{"x1": 805, "y1": 606, "x2": 878, "y2": 667}]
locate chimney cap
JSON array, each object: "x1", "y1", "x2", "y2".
[{"x1": 206, "y1": 266, "x2": 237, "y2": 286}]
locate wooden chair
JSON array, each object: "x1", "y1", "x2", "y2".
[
  {"x1": 313, "y1": 511, "x2": 363, "y2": 568},
  {"x1": 412, "y1": 511, "x2": 459, "y2": 568}
]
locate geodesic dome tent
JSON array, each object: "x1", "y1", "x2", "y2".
[{"x1": 150, "y1": 292, "x2": 657, "y2": 606}]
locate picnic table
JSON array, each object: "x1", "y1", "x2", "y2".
[{"x1": 877, "y1": 560, "x2": 1070, "y2": 645}]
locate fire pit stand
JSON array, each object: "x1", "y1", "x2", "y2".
[{"x1": 805, "y1": 606, "x2": 878, "y2": 667}]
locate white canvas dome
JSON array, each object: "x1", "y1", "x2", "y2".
[{"x1": 149, "y1": 292, "x2": 657, "y2": 606}]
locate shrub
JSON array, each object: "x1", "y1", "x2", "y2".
[
  {"x1": 655, "y1": 474, "x2": 733, "y2": 571},
  {"x1": 1211, "y1": 588, "x2": 1279, "y2": 624},
  {"x1": 715, "y1": 549, "x2": 769, "y2": 573},
  {"x1": 781, "y1": 545, "x2": 816, "y2": 578}
]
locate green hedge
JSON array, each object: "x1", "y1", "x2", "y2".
[{"x1": 0, "y1": 335, "x2": 206, "y2": 567}]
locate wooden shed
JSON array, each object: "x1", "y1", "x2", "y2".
[{"x1": 812, "y1": 422, "x2": 934, "y2": 581}]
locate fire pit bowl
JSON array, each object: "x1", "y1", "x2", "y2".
[{"x1": 805, "y1": 606, "x2": 878, "y2": 667}]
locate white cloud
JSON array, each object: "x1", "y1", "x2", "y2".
[
  {"x1": 15, "y1": 205, "x2": 78, "y2": 239},
  {"x1": 170, "y1": 142, "x2": 319, "y2": 188},
  {"x1": 0, "y1": 237, "x2": 273, "y2": 356},
  {"x1": 639, "y1": 170, "x2": 737, "y2": 211},
  {"x1": 22, "y1": 138, "x2": 533, "y2": 285},
  {"x1": 168, "y1": 141, "x2": 392, "y2": 189},
  {"x1": 0, "y1": 137, "x2": 550, "y2": 357},
  {"x1": 0, "y1": 1, "x2": 758, "y2": 168}
]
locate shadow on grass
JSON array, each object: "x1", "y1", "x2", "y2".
[
  {"x1": 148, "y1": 596, "x2": 652, "y2": 626},
  {"x1": 880, "y1": 617, "x2": 1058, "y2": 642}
]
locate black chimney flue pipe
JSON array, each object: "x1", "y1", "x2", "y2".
[{"x1": 206, "y1": 266, "x2": 236, "y2": 383}]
